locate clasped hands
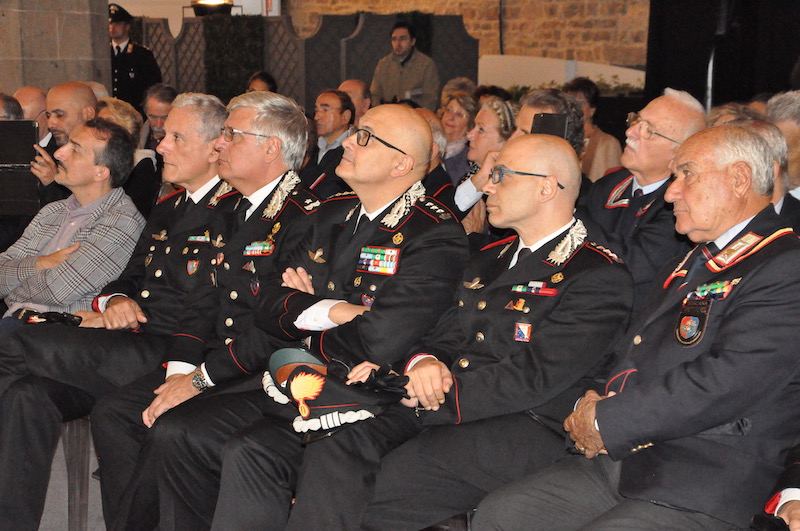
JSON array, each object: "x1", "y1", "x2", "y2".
[
  {"x1": 347, "y1": 357, "x2": 453, "y2": 411},
  {"x1": 564, "y1": 389, "x2": 614, "y2": 459}
]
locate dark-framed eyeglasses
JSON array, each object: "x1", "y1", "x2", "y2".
[
  {"x1": 352, "y1": 127, "x2": 407, "y2": 155},
  {"x1": 626, "y1": 112, "x2": 681, "y2": 145},
  {"x1": 490, "y1": 166, "x2": 565, "y2": 189},
  {"x1": 220, "y1": 126, "x2": 272, "y2": 142}
]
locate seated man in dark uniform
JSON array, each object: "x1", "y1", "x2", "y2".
[
  {"x1": 473, "y1": 123, "x2": 800, "y2": 531},
  {"x1": 582, "y1": 88, "x2": 705, "y2": 310},
  {"x1": 90, "y1": 90, "x2": 321, "y2": 530},
  {"x1": 355, "y1": 134, "x2": 633, "y2": 531},
  {"x1": 144, "y1": 104, "x2": 468, "y2": 530}
]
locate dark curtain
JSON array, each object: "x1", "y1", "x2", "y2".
[{"x1": 645, "y1": 0, "x2": 800, "y2": 105}]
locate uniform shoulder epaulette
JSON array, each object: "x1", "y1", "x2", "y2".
[
  {"x1": 156, "y1": 186, "x2": 185, "y2": 204},
  {"x1": 585, "y1": 241, "x2": 623, "y2": 263},
  {"x1": 207, "y1": 181, "x2": 237, "y2": 207},
  {"x1": 480, "y1": 234, "x2": 518, "y2": 252},
  {"x1": 288, "y1": 187, "x2": 322, "y2": 214},
  {"x1": 323, "y1": 191, "x2": 358, "y2": 203},
  {"x1": 416, "y1": 195, "x2": 455, "y2": 222}
]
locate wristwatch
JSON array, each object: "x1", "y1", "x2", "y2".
[{"x1": 191, "y1": 367, "x2": 209, "y2": 392}]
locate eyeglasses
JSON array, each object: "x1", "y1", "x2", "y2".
[
  {"x1": 626, "y1": 112, "x2": 681, "y2": 145},
  {"x1": 444, "y1": 106, "x2": 468, "y2": 120},
  {"x1": 490, "y1": 166, "x2": 565, "y2": 189},
  {"x1": 352, "y1": 127, "x2": 407, "y2": 155},
  {"x1": 220, "y1": 126, "x2": 271, "y2": 142}
]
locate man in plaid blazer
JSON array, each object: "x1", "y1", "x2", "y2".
[{"x1": 0, "y1": 117, "x2": 144, "y2": 333}]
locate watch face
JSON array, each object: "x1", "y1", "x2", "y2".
[{"x1": 192, "y1": 372, "x2": 207, "y2": 391}]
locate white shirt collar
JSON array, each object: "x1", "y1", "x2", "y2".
[
  {"x1": 713, "y1": 215, "x2": 757, "y2": 251},
  {"x1": 242, "y1": 175, "x2": 283, "y2": 220},
  {"x1": 187, "y1": 176, "x2": 221, "y2": 204},
  {"x1": 509, "y1": 217, "x2": 576, "y2": 269},
  {"x1": 631, "y1": 175, "x2": 670, "y2": 196},
  {"x1": 39, "y1": 132, "x2": 52, "y2": 148},
  {"x1": 317, "y1": 129, "x2": 350, "y2": 163}
]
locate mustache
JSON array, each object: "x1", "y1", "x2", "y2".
[{"x1": 55, "y1": 161, "x2": 66, "y2": 171}]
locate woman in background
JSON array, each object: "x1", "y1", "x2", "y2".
[{"x1": 97, "y1": 97, "x2": 160, "y2": 218}]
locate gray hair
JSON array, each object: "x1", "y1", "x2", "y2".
[
  {"x1": 661, "y1": 88, "x2": 706, "y2": 140},
  {"x1": 712, "y1": 123, "x2": 775, "y2": 196},
  {"x1": 766, "y1": 91, "x2": 800, "y2": 127},
  {"x1": 227, "y1": 91, "x2": 308, "y2": 170},
  {"x1": 663, "y1": 88, "x2": 705, "y2": 115},
  {"x1": 172, "y1": 93, "x2": 226, "y2": 142},
  {"x1": 731, "y1": 118, "x2": 790, "y2": 193}
]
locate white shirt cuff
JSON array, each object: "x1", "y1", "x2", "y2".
[
  {"x1": 165, "y1": 361, "x2": 196, "y2": 379},
  {"x1": 454, "y1": 177, "x2": 483, "y2": 211},
  {"x1": 294, "y1": 299, "x2": 343, "y2": 331},
  {"x1": 776, "y1": 488, "x2": 800, "y2": 516},
  {"x1": 199, "y1": 362, "x2": 215, "y2": 387},
  {"x1": 405, "y1": 354, "x2": 436, "y2": 372},
  {"x1": 97, "y1": 293, "x2": 127, "y2": 312}
]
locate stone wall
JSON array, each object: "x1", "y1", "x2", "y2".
[
  {"x1": 0, "y1": 0, "x2": 110, "y2": 93},
  {"x1": 284, "y1": 0, "x2": 648, "y2": 68}
]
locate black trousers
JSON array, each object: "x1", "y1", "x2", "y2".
[
  {"x1": 360, "y1": 413, "x2": 566, "y2": 531},
  {"x1": 153, "y1": 384, "x2": 287, "y2": 531},
  {"x1": 0, "y1": 376, "x2": 93, "y2": 530},
  {"x1": 91, "y1": 369, "x2": 165, "y2": 530},
  {"x1": 0, "y1": 325, "x2": 167, "y2": 530},
  {"x1": 471, "y1": 454, "x2": 741, "y2": 530},
  {"x1": 214, "y1": 403, "x2": 423, "y2": 530}
]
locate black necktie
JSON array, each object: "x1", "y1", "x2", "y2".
[
  {"x1": 115, "y1": 45, "x2": 122, "y2": 56},
  {"x1": 684, "y1": 242, "x2": 719, "y2": 284},
  {"x1": 353, "y1": 214, "x2": 369, "y2": 234},
  {"x1": 511, "y1": 247, "x2": 531, "y2": 269},
  {"x1": 633, "y1": 188, "x2": 643, "y2": 198},
  {"x1": 236, "y1": 198, "x2": 251, "y2": 229}
]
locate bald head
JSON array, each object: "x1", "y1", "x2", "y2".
[
  {"x1": 336, "y1": 104, "x2": 433, "y2": 211},
  {"x1": 14, "y1": 86, "x2": 48, "y2": 141},
  {"x1": 46, "y1": 82, "x2": 98, "y2": 145},
  {"x1": 484, "y1": 134, "x2": 581, "y2": 242},
  {"x1": 338, "y1": 79, "x2": 371, "y2": 125},
  {"x1": 369, "y1": 104, "x2": 432, "y2": 179},
  {"x1": 516, "y1": 134, "x2": 581, "y2": 200}
]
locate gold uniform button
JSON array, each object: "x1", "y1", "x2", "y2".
[
  {"x1": 369, "y1": 284, "x2": 377, "y2": 292},
  {"x1": 155, "y1": 270, "x2": 162, "y2": 278},
  {"x1": 477, "y1": 301, "x2": 486, "y2": 310},
  {"x1": 149, "y1": 245, "x2": 155, "y2": 252},
  {"x1": 225, "y1": 317, "x2": 234, "y2": 327},
  {"x1": 211, "y1": 259, "x2": 217, "y2": 265},
  {"x1": 193, "y1": 248, "x2": 199, "y2": 254},
  {"x1": 224, "y1": 338, "x2": 233, "y2": 345},
  {"x1": 141, "y1": 290, "x2": 150, "y2": 298},
  {"x1": 458, "y1": 357, "x2": 470, "y2": 368},
  {"x1": 476, "y1": 332, "x2": 485, "y2": 341},
  {"x1": 230, "y1": 291, "x2": 238, "y2": 300},
  {"x1": 458, "y1": 300, "x2": 464, "y2": 307},
  {"x1": 633, "y1": 335, "x2": 642, "y2": 345},
  {"x1": 165, "y1": 246, "x2": 171, "y2": 254},
  {"x1": 224, "y1": 263, "x2": 230, "y2": 270},
  {"x1": 328, "y1": 281, "x2": 335, "y2": 291}
]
